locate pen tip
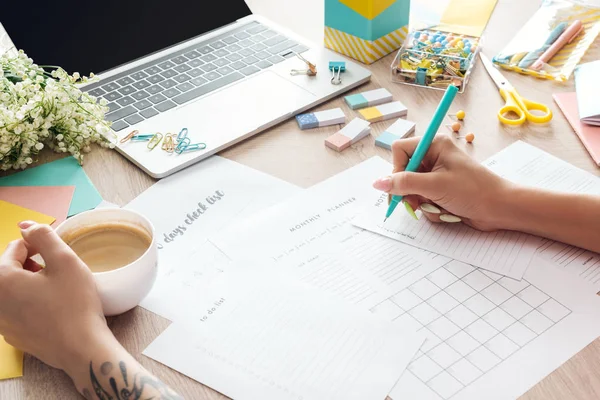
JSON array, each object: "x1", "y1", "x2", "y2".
[{"x1": 383, "y1": 218, "x2": 388, "y2": 223}]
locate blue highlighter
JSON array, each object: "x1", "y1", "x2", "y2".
[{"x1": 385, "y1": 84, "x2": 459, "y2": 221}]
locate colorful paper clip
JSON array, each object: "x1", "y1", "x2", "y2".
[
  {"x1": 161, "y1": 133, "x2": 176, "y2": 153},
  {"x1": 175, "y1": 136, "x2": 207, "y2": 155},
  {"x1": 147, "y1": 133, "x2": 163, "y2": 150},
  {"x1": 176, "y1": 127, "x2": 188, "y2": 143},
  {"x1": 290, "y1": 53, "x2": 317, "y2": 76},
  {"x1": 120, "y1": 130, "x2": 155, "y2": 143}
]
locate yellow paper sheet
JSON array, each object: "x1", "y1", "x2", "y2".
[
  {"x1": 0, "y1": 336, "x2": 23, "y2": 380},
  {"x1": 435, "y1": 0, "x2": 498, "y2": 37},
  {"x1": 0, "y1": 200, "x2": 55, "y2": 254},
  {"x1": 0, "y1": 200, "x2": 54, "y2": 380}
]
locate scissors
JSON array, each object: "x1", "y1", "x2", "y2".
[{"x1": 480, "y1": 53, "x2": 553, "y2": 126}]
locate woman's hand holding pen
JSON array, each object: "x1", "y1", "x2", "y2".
[{"x1": 372, "y1": 136, "x2": 516, "y2": 231}]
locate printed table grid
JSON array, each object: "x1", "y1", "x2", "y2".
[{"x1": 372, "y1": 261, "x2": 572, "y2": 399}]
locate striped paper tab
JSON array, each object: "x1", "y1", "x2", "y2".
[{"x1": 325, "y1": 25, "x2": 409, "y2": 64}]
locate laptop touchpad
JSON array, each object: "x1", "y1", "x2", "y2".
[{"x1": 116, "y1": 71, "x2": 317, "y2": 177}]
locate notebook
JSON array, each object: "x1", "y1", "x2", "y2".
[
  {"x1": 574, "y1": 60, "x2": 600, "y2": 126},
  {"x1": 553, "y1": 92, "x2": 600, "y2": 166}
]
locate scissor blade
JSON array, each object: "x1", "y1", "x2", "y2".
[{"x1": 480, "y1": 53, "x2": 509, "y2": 90}]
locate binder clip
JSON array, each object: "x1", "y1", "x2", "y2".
[
  {"x1": 329, "y1": 61, "x2": 345, "y2": 85},
  {"x1": 290, "y1": 53, "x2": 317, "y2": 76},
  {"x1": 119, "y1": 130, "x2": 155, "y2": 143},
  {"x1": 147, "y1": 133, "x2": 163, "y2": 150}
]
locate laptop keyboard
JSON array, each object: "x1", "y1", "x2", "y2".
[{"x1": 84, "y1": 22, "x2": 309, "y2": 132}]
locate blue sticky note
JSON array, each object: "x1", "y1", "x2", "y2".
[
  {"x1": 0, "y1": 157, "x2": 102, "y2": 216},
  {"x1": 296, "y1": 113, "x2": 319, "y2": 130},
  {"x1": 344, "y1": 93, "x2": 368, "y2": 110},
  {"x1": 375, "y1": 131, "x2": 401, "y2": 150}
]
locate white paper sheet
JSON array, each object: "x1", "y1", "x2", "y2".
[
  {"x1": 213, "y1": 156, "x2": 600, "y2": 399},
  {"x1": 481, "y1": 141, "x2": 600, "y2": 289},
  {"x1": 124, "y1": 156, "x2": 300, "y2": 319},
  {"x1": 352, "y1": 198, "x2": 540, "y2": 280},
  {"x1": 143, "y1": 265, "x2": 424, "y2": 400}
]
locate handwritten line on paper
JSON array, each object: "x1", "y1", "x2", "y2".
[{"x1": 353, "y1": 195, "x2": 540, "y2": 280}]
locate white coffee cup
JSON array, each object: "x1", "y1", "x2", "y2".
[{"x1": 54, "y1": 208, "x2": 158, "y2": 316}]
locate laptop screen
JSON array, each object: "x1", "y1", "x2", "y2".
[{"x1": 1, "y1": 0, "x2": 252, "y2": 75}]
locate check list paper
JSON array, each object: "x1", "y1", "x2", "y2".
[{"x1": 143, "y1": 266, "x2": 423, "y2": 400}]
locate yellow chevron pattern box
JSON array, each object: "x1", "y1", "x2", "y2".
[{"x1": 325, "y1": 0, "x2": 410, "y2": 64}]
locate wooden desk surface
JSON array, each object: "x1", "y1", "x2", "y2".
[{"x1": 2, "y1": 0, "x2": 600, "y2": 398}]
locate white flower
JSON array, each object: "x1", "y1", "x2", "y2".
[{"x1": 35, "y1": 142, "x2": 44, "y2": 150}]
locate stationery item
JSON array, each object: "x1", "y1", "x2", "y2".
[
  {"x1": 493, "y1": 0, "x2": 600, "y2": 81},
  {"x1": 144, "y1": 265, "x2": 423, "y2": 400},
  {"x1": 0, "y1": 186, "x2": 74, "y2": 228},
  {"x1": 375, "y1": 119, "x2": 416, "y2": 150},
  {"x1": 0, "y1": 337, "x2": 22, "y2": 380},
  {"x1": 325, "y1": 118, "x2": 371, "y2": 152},
  {"x1": 481, "y1": 54, "x2": 552, "y2": 126},
  {"x1": 359, "y1": 101, "x2": 408, "y2": 122},
  {"x1": 329, "y1": 61, "x2": 346, "y2": 85},
  {"x1": 432, "y1": 0, "x2": 499, "y2": 37},
  {"x1": 0, "y1": 200, "x2": 56, "y2": 253},
  {"x1": 119, "y1": 130, "x2": 155, "y2": 143},
  {"x1": 124, "y1": 156, "x2": 300, "y2": 321},
  {"x1": 324, "y1": 0, "x2": 410, "y2": 64},
  {"x1": 386, "y1": 85, "x2": 458, "y2": 221},
  {"x1": 574, "y1": 60, "x2": 600, "y2": 126},
  {"x1": 531, "y1": 20, "x2": 583, "y2": 71},
  {"x1": 147, "y1": 133, "x2": 163, "y2": 150},
  {"x1": 296, "y1": 108, "x2": 346, "y2": 129},
  {"x1": 449, "y1": 110, "x2": 466, "y2": 121},
  {"x1": 0, "y1": 157, "x2": 102, "y2": 216},
  {"x1": 290, "y1": 53, "x2": 317, "y2": 76},
  {"x1": 553, "y1": 92, "x2": 600, "y2": 166},
  {"x1": 481, "y1": 141, "x2": 600, "y2": 290},
  {"x1": 518, "y1": 22, "x2": 567, "y2": 69},
  {"x1": 391, "y1": 29, "x2": 482, "y2": 92},
  {"x1": 212, "y1": 157, "x2": 600, "y2": 400},
  {"x1": 161, "y1": 133, "x2": 176, "y2": 153},
  {"x1": 344, "y1": 88, "x2": 393, "y2": 110}
]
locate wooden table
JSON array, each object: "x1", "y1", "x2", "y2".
[{"x1": 2, "y1": 0, "x2": 600, "y2": 398}]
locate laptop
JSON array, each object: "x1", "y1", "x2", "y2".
[{"x1": 2, "y1": 1, "x2": 371, "y2": 178}]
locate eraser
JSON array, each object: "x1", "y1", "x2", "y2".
[
  {"x1": 344, "y1": 88, "x2": 393, "y2": 110},
  {"x1": 359, "y1": 101, "x2": 408, "y2": 122},
  {"x1": 325, "y1": 132, "x2": 352, "y2": 152},
  {"x1": 375, "y1": 119, "x2": 416, "y2": 150},
  {"x1": 296, "y1": 108, "x2": 346, "y2": 130},
  {"x1": 338, "y1": 118, "x2": 371, "y2": 144}
]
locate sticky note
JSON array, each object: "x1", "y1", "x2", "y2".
[
  {"x1": 375, "y1": 132, "x2": 401, "y2": 150},
  {"x1": 0, "y1": 200, "x2": 56, "y2": 253},
  {"x1": 344, "y1": 88, "x2": 393, "y2": 110},
  {"x1": 296, "y1": 108, "x2": 346, "y2": 130},
  {"x1": 0, "y1": 157, "x2": 102, "y2": 216},
  {"x1": 0, "y1": 336, "x2": 23, "y2": 380},
  {"x1": 359, "y1": 101, "x2": 408, "y2": 122},
  {"x1": 325, "y1": 118, "x2": 371, "y2": 152},
  {"x1": 0, "y1": 186, "x2": 75, "y2": 228},
  {"x1": 435, "y1": 0, "x2": 498, "y2": 37}
]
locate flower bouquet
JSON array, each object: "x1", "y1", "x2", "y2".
[{"x1": 0, "y1": 50, "x2": 114, "y2": 170}]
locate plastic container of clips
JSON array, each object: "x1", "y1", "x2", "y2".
[{"x1": 391, "y1": 27, "x2": 483, "y2": 93}]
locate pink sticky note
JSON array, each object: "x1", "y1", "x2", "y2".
[{"x1": 0, "y1": 186, "x2": 75, "y2": 228}]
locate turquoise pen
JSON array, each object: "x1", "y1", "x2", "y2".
[{"x1": 385, "y1": 84, "x2": 459, "y2": 221}]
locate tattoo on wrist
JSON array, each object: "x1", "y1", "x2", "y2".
[{"x1": 84, "y1": 361, "x2": 183, "y2": 399}]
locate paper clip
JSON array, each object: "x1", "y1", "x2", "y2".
[
  {"x1": 147, "y1": 133, "x2": 163, "y2": 150},
  {"x1": 175, "y1": 137, "x2": 191, "y2": 154},
  {"x1": 120, "y1": 130, "x2": 155, "y2": 143},
  {"x1": 290, "y1": 53, "x2": 317, "y2": 76},
  {"x1": 161, "y1": 133, "x2": 175, "y2": 153},
  {"x1": 176, "y1": 141, "x2": 207, "y2": 155},
  {"x1": 176, "y1": 127, "x2": 188, "y2": 143}
]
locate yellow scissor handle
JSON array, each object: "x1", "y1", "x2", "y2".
[{"x1": 498, "y1": 87, "x2": 553, "y2": 126}]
